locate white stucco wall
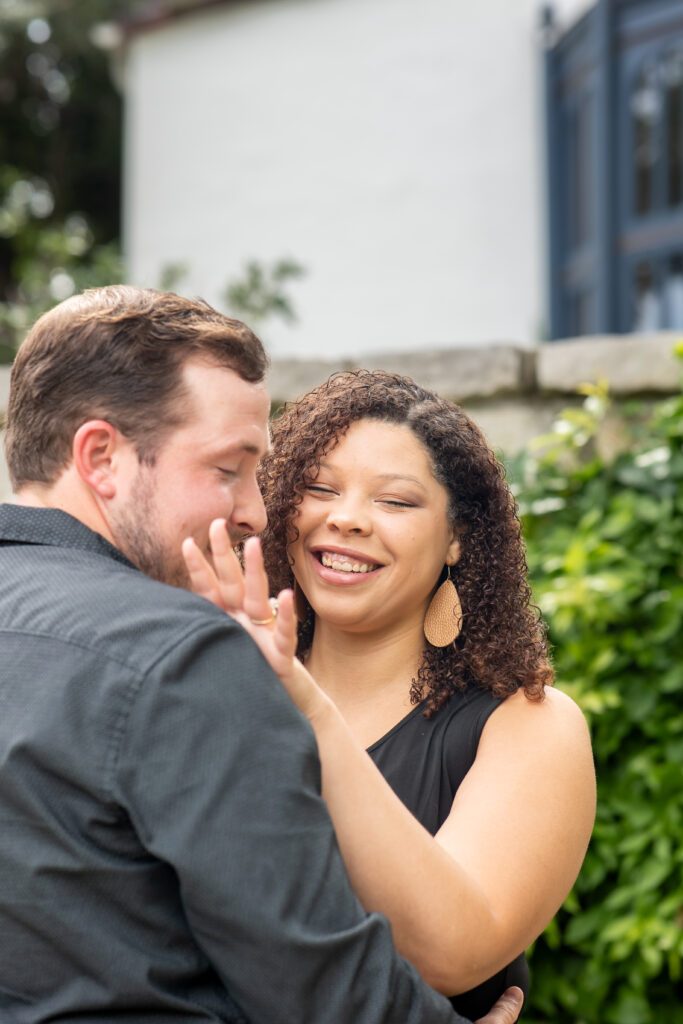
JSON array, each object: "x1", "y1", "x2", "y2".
[{"x1": 122, "y1": 0, "x2": 592, "y2": 357}]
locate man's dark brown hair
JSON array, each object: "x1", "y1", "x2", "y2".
[{"x1": 5, "y1": 285, "x2": 269, "y2": 490}]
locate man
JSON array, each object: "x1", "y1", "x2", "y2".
[{"x1": 0, "y1": 286, "x2": 522, "y2": 1023}]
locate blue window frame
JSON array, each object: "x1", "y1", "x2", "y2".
[{"x1": 544, "y1": 0, "x2": 683, "y2": 338}]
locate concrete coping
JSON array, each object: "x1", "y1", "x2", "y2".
[
  {"x1": 266, "y1": 332, "x2": 680, "y2": 405},
  {"x1": 0, "y1": 331, "x2": 679, "y2": 415},
  {"x1": 536, "y1": 331, "x2": 681, "y2": 395}
]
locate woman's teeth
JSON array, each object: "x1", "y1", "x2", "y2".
[{"x1": 320, "y1": 552, "x2": 376, "y2": 574}]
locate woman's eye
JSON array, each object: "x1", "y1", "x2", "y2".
[
  {"x1": 381, "y1": 499, "x2": 415, "y2": 508},
  {"x1": 307, "y1": 485, "x2": 335, "y2": 496}
]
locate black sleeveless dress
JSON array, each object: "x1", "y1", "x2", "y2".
[{"x1": 367, "y1": 685, "x2": 529, "y2": 1021}]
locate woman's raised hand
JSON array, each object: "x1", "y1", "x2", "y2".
[{"x1": 181, "y1": 520, "x2": 327, "y2": 721}]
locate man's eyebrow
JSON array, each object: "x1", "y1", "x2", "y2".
[{"x1": 210, "y1": 441, "x2": 264, "y2": 458}]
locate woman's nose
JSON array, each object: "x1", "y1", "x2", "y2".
[{"x1": 325, "y1": 497, "x2": 371, "y2": 535}]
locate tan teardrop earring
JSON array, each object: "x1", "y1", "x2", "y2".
[{"x1": 423, "y1": 566, "x2": 462, "y2": 647}]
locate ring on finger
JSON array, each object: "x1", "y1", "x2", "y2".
[{"x1": 250, "y1": 597, "x2": 279, "y2": 626}]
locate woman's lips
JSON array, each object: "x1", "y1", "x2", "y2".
[
  {"x1": 309, "y1": 549, "x2": 383, "y2": 586},
  {"x1": 319, "y1": 551, "x2": 378, "y2": 574}
]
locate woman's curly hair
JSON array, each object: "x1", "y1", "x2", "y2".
[{"x1": 259, "y1": 369, "x2": 553, "y2": 714}]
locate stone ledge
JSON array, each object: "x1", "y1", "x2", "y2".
[
  {"x1": 267, "y1": 345, "x2": 532, "y2": 405},
  {"x1": 4, "y1": 334, "x2": 677, "y2": 416},
  {"x1": 266, "y1": 358, "x2": 345, "y2": 406},
  {"x1": 358, "y1": 345, "x2": 533, "y2": 403},
  {"x1": 537, "y1": 332, "x2": 681, "y2": 394},
  {"x1": 1, "y1": 332, "x2": 680, "y2": 502}
]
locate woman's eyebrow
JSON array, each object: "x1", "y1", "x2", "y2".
[
  {"x1": 374, "y1": 473, "x2": 427, "y2": 489},
  {"x1": 316, "y1": 463, "x2": 427, "y2": 490}
]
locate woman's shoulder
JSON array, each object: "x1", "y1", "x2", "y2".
[
  {"x1": 497, "y1": 683, "x2": 588, "y2": 724},
  {"x1": 481, "y1": 684, "x2": 593, "y2": 762},
  {"x1": 435, "y1": 682, "x2": 592, "y2": 776}
]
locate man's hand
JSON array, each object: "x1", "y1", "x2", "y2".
[{"x1": 474, "y1": 987, "x2": 524, "y2": 1024}]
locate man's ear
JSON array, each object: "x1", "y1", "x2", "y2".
[{"x1": 72, "y1": 420, "x2": 124, "y2": 500}]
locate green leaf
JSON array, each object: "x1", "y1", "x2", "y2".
[
  {"x1": 605, "y1": 992, "x2": 651, "y2": 1024},
  {"x1": 516, "y1": 373, "x2": 683, "y2": 1022}
]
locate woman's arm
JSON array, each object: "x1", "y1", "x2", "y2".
[
  {"x1": 311, "y1": 682, "x2": 595, "y2": 994},
  {"x1": 183, "y1": 526, "x2": 596, "y2": 996}
]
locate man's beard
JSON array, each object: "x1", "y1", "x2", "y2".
[{"x1": 109, "y1": 466, "x2": 190, "y2": 590}]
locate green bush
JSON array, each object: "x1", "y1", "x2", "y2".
[
  {"x1": 0, "y1": 166, "x2": 123, "y2": 361},
  {"x1": 508, "y1": 352, "x2": 683, "y2": 1022}
]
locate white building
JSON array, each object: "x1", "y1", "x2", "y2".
[{"x1": 114, "y1": 0, "x2": 592, "y2": 358}]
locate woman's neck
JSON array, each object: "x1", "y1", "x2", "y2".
[{"x1": 305, "y1": 619, "x2": 426, "y2": 745}]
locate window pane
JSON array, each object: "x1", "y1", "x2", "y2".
[
  {"x1": 567, "y1": 289, "x2": 594, "y2": 336},
  {"x1": 632, "y1": 262, "x2": 662, "y2": 330},
  {"x1": 665, "y1": 253, "x2": 683, "y2": 327},
  {"x1": 665, "y1": 51, "x2": 683, "y2": 206},
  {"x1": 631, "y1": 62, "x2": 662, "y2": 215},
  {"x1": 567, "y1": 97, "x2": 592, "y2": 249}
]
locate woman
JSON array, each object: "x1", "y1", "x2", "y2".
[{"x1": 183, "y1": 370, "x2": 596, "y2": 1020}]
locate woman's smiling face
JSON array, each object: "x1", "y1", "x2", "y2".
[{"x1": 288, "y1": 418, "x2": 461, "y2": 637}]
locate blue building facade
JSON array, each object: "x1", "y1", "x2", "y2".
[{"x1": 545, "y1": 0, "x2": 683, "y2": 338}]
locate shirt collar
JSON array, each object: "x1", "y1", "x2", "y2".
[{"x1": 0, "y1": 503, "x2": 137, "y2": 570}]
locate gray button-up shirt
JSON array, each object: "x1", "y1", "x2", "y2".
[{"x1": 0, "y1": 505, "x2": 467, "y2": 1024}]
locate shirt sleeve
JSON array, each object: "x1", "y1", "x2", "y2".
[{"x1": 114, "y1": 617, "x2": 470, "y2": 1024}]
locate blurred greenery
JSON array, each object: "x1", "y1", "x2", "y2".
[
  {"x1": 160, "y1": 255, "x2": 307, "y2": 334},
  {"x1": 224, "y1": 257, "x2": 306, "y2": 328},
  {"x1": 0, "y1": 163, "x2": 124, "y2": 359},
  {"x1": 0, "y1": 0, "x2": 135, "y2": 359},
  {"x1": 0, "y1": 2, "x2": 305, "y2": 358},
  {"x1": 509, "y1": 346, "x2": 683, "y2": 1023}
]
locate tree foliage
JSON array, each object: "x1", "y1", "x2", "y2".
[
  {"x1": 0, "y1": 0, "x2": 134, "y2": 358},
  {"x1": 509, "y1": 350, "x2": 683, "y2": 1023},
  {"x1": 0, "y1": 2, "x2": 305, "y2": 358},
  {"x1": 224, "y1": 257, "x2": 306, "y2": 328}
]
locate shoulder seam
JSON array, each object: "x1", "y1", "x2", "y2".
[{"x1": 103, "y1": 615, "x2": 249, "y2": 798}]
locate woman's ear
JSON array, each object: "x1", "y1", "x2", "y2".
[
  {"x1": 72, "y1": 420, "x2": 121, "y2": 500},
  {"x1": 446, "y1": 535, "x2": 462, "y2": 568}
]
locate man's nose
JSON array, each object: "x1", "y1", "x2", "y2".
[{"x1": 231, "y1": 480, "x2": 267, "y2": 540}]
